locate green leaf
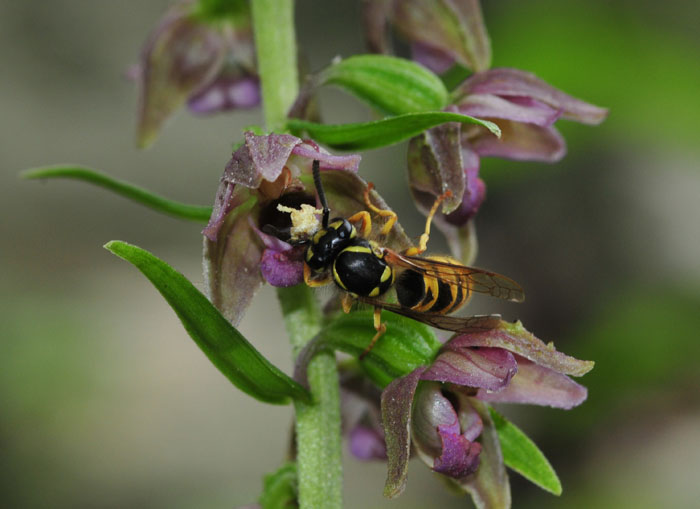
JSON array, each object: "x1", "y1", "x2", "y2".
[
  {"x1": 259, "y1": 462, "x2": 298, "y2": 509},
  {"x1": 287, "y1": 112, "x2": 500, "y2": 151},
  {"x1": 104, "y1": 241, "x2": 310, "y2": 405},
  {"x1": 22, "y1": 166, "x2": 212, "y2": 222},
  {"x1": 489, "y1": 407, "x2": 562, "y2": 495},
  {"x1": 440, "y1": 63, "x2": 473, "y2": 92},
  {"x1": 321, "y1": 55, "x2": 448, "y2": 115},
  {"x1": 296, "y1": 309, "x2": 441, "y2": 388}
]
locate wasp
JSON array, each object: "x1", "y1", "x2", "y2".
[{"x1": 280, "y1": 160, "x2": 525, "y2": 357}]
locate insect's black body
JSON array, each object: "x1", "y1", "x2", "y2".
[
  {"x1": 305, "y1": 218, "x2": 355, "y2": 271},
  {"x1": 333, "y1": 239, "x2": 394, "y2": 297},
  {"x1": 305, "y1": 218, "x2": 394, "y2": 298},
  {"x1": 395, "y1": 255, "x2": 470, "y2": 314},
  {"x1": 291, "y1": 159, "x2": 524, "y2": 356}
]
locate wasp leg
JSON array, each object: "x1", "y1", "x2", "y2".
[
  {"x1": 304, "y1": 263, "x2": 332, "y2": 287},
  {"x1": 341, "y1": 293, "x2": 354, "y2": 314},
  {"x1": 403, "y1": 190, "x2": 453, "y2": 256},
  {"x1": 359, "y1": 306, "x2": 386, "y2": 359},
  {"x1": 347, "y1": 210, "x2": 372, "y2": 238},
  {"x1": 364, "y1": 182, "x2": 397, "y2": 236}
]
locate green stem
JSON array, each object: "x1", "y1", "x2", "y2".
[
  {"x1": 251, "y1": 0, "x2": 299, "y2": 132},
  {"x1": 278, "y1": 286, "x2": 343, "y2": 509},
  {"x1": 251, "y1": 1, "x2": 342, "y2": 505}
]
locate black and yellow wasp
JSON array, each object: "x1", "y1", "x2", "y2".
[{"x1": 283, "y1": 160, "x2": 524, "y2": 356}]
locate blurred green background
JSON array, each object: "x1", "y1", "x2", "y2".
[{"x1": 2, "y1": 0, "x2": 699, "y2": 507}]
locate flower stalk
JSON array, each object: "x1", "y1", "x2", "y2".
[
  {"x1": 251, "y1": 0, "x2": 299, "y2": 131},
  {"x1": 278, "y1": 285, "x2": 343, "y2": 509},
  {"x1": 251, "y1": 0, "x2": 343, "y2": 507}
]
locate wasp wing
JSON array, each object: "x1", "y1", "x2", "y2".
[
  {"x1": 359, "y1": 298, "x2": 503, "y2": 333},
  {"x1": 383, "y1": 249, "x2": 525, "y2": 303}
]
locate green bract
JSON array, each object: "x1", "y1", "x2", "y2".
[
  {"x1": 259, "y1": 463, "x2": 298, "y2": 509},
  {"x1": 105, "y1": 241, "x2": 310, "y2": 405},
  {"x1": 287, "y1": 112, "x2": 500, "y2": 151},
  {"x1": 295, "y1": 310, "x2": 441, "y2": 388},
  {"x1": 321, "y1": 55, "x2": 448, "y2": 115},
  {"x1": 489, "y1": 407, "x2": 562, "y2": 495}
]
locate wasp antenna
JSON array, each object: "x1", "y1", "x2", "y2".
[{"x1": 312, "y1": 159, "x2": 330, "y2": 228}]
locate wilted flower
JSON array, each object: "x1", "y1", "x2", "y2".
[
  {"x1": 135, "y1": 0, "x2": 259, "y2": 147},
  {"x1": 381, "y1": 320, "x2": 593, "y2": 501}
]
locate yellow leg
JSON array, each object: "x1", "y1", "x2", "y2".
[
  {"x1": 404, "y1": 190, "x2": 453, "y2": 256},
  {"x1": 363, "y1": 183, "x2": 397, "y2": 236},
  {"x1": 304, "y1": 263, "x2": 332, "y2": 287},
  {"x1": 359, "y1": 306, "x2": 386, "y2": 359},
  {"x1": 341, "y1": 293, "x2": 354, "y2": 314},
  {"x1": 347, "y1": 210, "x2": 372, "y2": 237}
]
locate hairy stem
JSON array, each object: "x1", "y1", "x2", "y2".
[
  {"x1": 251, "y1": 0, "x2": 299, "y2": 131},
  {"x1": 251, "y1": 0, "x2": 343, "y2": 506},
  {"x1": 278, "y1": 286, "x2": 343, "y2": 509}
]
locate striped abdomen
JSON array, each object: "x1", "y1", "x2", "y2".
[{"x1": 395, "y1": 255, "x2": 470, "y2": 314}]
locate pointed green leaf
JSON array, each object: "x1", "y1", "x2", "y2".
[
  {"x1": 287, "y1": 112, "x2": 500, "y2": 151},
  {"x1": 259, "y1": 462, "x2": 298, "y2": 509},
  {"x1": 22, "y1": 166, "x2": 212, "y2": 222},
  {"x1": 295, "y1": 309, "x2": 441, "y2": 388},
  {"x1": 104, "y1": 241, "x2": 310, "y2": 405},
  {"x1": 322, "y1": 54, "x2": 448, "y2": 115},
  {"x1": 489, "y1": 407, "x2": 562, "y2": 495}
]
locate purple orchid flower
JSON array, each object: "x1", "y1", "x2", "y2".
[
  {"x1": 203, "y1": 129, "x2": 421, "y2": 328},
  {"x1": 202, "y1": 131, "x2": 363, "y2": 325},
  {"x1": 134, "y1": 0, "x2": 260, "y2": 148},
  {"x1": 380, "y1": 319, "x2": 593, "y2": 502},
  {"x1": 407, "y1": 69, "x2": 608, "y2": 264},
  {"x1": 363, "y1": 1, "x2": 608, "y2": 266},
  {"x1": 363, "y1": 0, "x2": 491, "y2": 75}
]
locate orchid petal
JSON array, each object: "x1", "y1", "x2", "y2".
[
  {"x1": 382, "y1": 367, "x2": 426, "y2": 498},
  {"x1": 259, "y1": 247, "x2": 304, "y2": 287},
  {"x1": 349, "y1": 425, "x2": 387, "y2": 460},
  {"x1": 457, "y1": 68, "x2": 608, "y2": 124},
  {"x1": 187, "y1": 74, "x2": 260, "y2": 114},
  {"x1": 457, "y1": 397, "x2": 484, "y2": 442},
  {"x1": 137, "y1": 4, "x2": 227, "y2": 148},
  {"x1": 421, "y1": 347, "x2": 518, "y2": 391},
  {"x1": 411, "y1": 41, "x2": 455, "y2": 75},
  {"x1": 202, "y1": 192, "x2": 262, "y2": 325},
  {"x1": 290, "y1": 145, "x2": 361, "y2": 172},
  {"x1": 361, "y1": 0, "x2": 391, "y2": 54},
  {"x1": 458, "y1": 94, "x2": 562, "y2": 127},
  {"x1": 470, "y1": 121, "x2": 567, "y2": 162},
  {"x1": 224, "y1": 131, "x2": 302, "y2": 188},
  {"x1": 478, "y1": 356, "x2": 587, "y2": 409},
  {"x1": 407, "y1": 117, "x2": 465, "y2": 214},
  {"x1": 459, "y1": 399, "x2": 511, "y2": 509},
  {"x1": 442, "y1": 146, "x2": 485, "y2": 225},
  {"x1": 433, "y1": 430, "x2": 482, "y2": 479},
  {"x1": 391, "y1": 0, "x2": 491, "y2": 72},
  {"x1": 412, "y1": 382, "x2": 461, "y2": 456},
  {"x1": 448, "y1": 320, "x2": 594, "y2": 377}
]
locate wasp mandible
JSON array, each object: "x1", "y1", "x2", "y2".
[{"x1": 279, "y1": 160, "x2": 525, "y2": 357}]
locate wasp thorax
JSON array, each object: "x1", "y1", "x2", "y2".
[{"x1": 305, "y1": 218, "x2": 356, "y2": 271}]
